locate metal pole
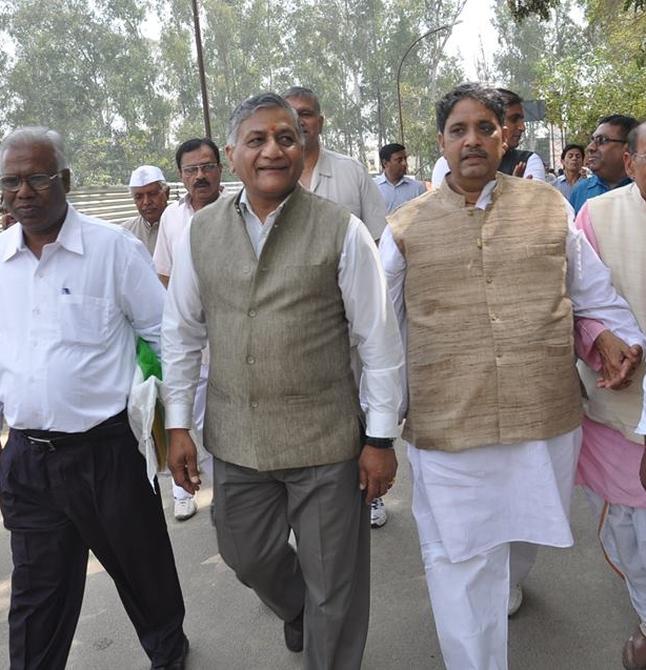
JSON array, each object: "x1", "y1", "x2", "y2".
[
  {"x1": 396, "y1": 25, "x2": 451, "y2": 144},
  {"x1": 191, "y1": 0, "x2": 212, "y2": 139}
]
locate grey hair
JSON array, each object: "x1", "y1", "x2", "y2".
[
  {"x1": 227, "y1": 92, "x2": 303, "y2": 146},
  {"x1": 0, "y1": 126, "x2": 68, "y2": 172},
  {"x1": 281, "y1": 86, "x2": 321, "y2": 115},
  {"x1": 129, "y1": 180, "x2": 168, "y2": 195},
  {"x1": 627, "y1": 121, "x2": 646, "y2": 155}
]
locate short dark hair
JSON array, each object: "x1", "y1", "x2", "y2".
[
  {"x1": 627, "y1": 121, "x2": 646, "y2": 154},
  {"x1": 282, "y1": 86, "x2": 321, "y2": 115},
  {"x1": 379, "y1": 143, "x2": 406, "y2": 166},
  {"x1": 496, "y1": 88, "x2": 524, "y2": 108},
  {"x1": 175, "y1": 138, "x2": 220, "y2": 171},
  {"x1": 561, "y1": 143, "x2": 585, "y2": 161},
  {"x1": 597, "y1": 114, "x2": 639, "y2": 141},
  {"x1": 436, "y1": 83, "x2": 505, "y2": 134}
]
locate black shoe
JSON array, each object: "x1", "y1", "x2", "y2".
[
  {"x1": 284, "y1": 610, "x2": 304, "y2": 653},
  {"x1": 152, "y1": 635, "x2": 189, "y2": 670}
]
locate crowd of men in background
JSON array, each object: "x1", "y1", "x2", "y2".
[{"x1": 0, "y1": 82, "x2": 646, "y2": 670}]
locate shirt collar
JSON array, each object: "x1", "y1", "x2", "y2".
[
  {"x1": 376, "y1": 173, "x2": 409, "y2": 187},
  {"x1": 2, "y1": 203, "x2": 84, "y2": 262},
  {"x1": 315, "y1": 147, "x2": 332, "y2": 177},
  {"x1": 238, "y1": 188, "x2": 291, "y2": 222}
]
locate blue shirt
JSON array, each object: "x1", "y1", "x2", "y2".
[
  {"x1": 569, "y1": 174, "x2": 632, "y2": 214},
  {"x1": 374, "y1": 174, "x2": 426, "y2": 214},
  {"x1": 553, "y1": 174, "x2": 584, "y2": 201}
]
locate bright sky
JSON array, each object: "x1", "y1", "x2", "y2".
[{"x1": 445, "y1": 0, "x2": 498, "y2": 81}]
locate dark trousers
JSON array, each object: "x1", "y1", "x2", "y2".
[
  {"x1": 213, "y1": 457, "x2": 370, "y2": 670},
  {"x1": 0, "y1": 416, "x2": 186, "y2": 670}
]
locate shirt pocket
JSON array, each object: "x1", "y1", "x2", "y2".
[{"x1": 59, "y1": 294, "x2": 110, "y2": 346}]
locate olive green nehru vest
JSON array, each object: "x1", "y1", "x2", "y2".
[
  {"x1": 389, "y1": 173, "x2": 582, "y2": 452},
  {"x1": 190, "y1": 186, "x2": 361, "y2": 471}
]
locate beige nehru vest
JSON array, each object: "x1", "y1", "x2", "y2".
[
  {"x1": 578, "y1": 183, "x2": 646, "y2": 444},
  {"x1": 190, "y1": 186, "x2": 361, "y2": 471},
  {"x1": 389, "y1": 173, "x2": 582, "y2": 452}
]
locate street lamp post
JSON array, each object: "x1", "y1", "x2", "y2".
[
  {"x1": 191, "y1": 0, "x2": 212, "y2": 139},
  {"x1": 396, "y1": 25, "x2": 451, "y2": 145}
]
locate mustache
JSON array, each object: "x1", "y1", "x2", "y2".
[
  {"x1": 193, "y1": 179, "x2": 210, "y2": 187},
  {"x1": 461, "y1": 149, "x2": 488, "y2": 160}
]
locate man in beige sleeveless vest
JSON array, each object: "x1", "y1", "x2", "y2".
[
  {"x1": 574, "y1": 122, "x2": 646, "y2": 670},
  {"x1": 380, "y1": 83, "x2": 645, "y2": 670},
  {"x1": 161, "y1": 93, "x2": 403, "y2": 670}
]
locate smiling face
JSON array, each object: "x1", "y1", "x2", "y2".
[
  {"x1": 438, "y1": 97, "x2": 507, "y2": 192},
  {"x1": 1, "y1": 140, "x2": 70, "y2": 237},
  {"x1": 225, "y1": 106, "x2": 304, "y2": 210}
]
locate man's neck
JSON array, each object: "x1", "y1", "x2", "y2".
[
  {"x1": 245, "y1": 190, "x2": 292, "y2": 224},
  {"x1": 24, "y1": 207, "x2": 68, "y2": 259},
  {"x1": 597, "y1": 170, "x2": 628, "y2": 190},
  {"x1": 446, "y1": 173, "x2": 493, "y2": 206},
  {"x1": 300, "y1": 143, "x2": 321, "y2": 190},
  {"x1": 385, "y1": 172, "x2": 402, "y2": 185},
  {"x1": 564, "y1": 168, "x2": 580, "y2": 185},
  {"x1": 191, "y1": 192, "x2": 219, "y2": 212}
]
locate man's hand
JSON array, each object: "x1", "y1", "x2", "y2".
[
  {"x1": 358, "y1": 445, "x2": 397, "y2": 504},
  {"x1": 594, "y1": 330, "x2": 643, "y2": 390},
  {"x1": 168, "y1": 428, "x2": 201, "y2": 494}
]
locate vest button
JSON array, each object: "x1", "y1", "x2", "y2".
[
  {"x1": 248, "y1": 309, "x2": 257, "y2": 317},
  {"x1": 476, "y1": 238, "x2": 483, "y2": 249},
  {"x1": 242, "y1": 266, "x2": 251, "y2": 274},
  {"x1": 486, "y1": 277, "x2": 493, "y2": 284},
  {"x1": 250, "y1": 401, "x2": 258, "y2": 408},
  {"x1": 247, "y1": 355, "x2": 256, "y2": 365}
]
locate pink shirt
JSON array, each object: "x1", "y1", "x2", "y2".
[{"x1": 574, "y1": 202, "x2": 646, "y2": 507}]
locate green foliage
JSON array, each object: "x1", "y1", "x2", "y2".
[{"x1": 506, "y1": 0, "x2": 561, "y2": 20}]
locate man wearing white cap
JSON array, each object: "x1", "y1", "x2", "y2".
[{"x1": 123, "y1": 165, "x2": 170, "y2": 256}]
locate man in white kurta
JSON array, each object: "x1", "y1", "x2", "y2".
[{"x1": 380, "y1": 83, "x2": 645, "y2": 670}]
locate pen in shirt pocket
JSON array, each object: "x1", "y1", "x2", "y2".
[{"x1": 61, "y1": 287, "x2": 71, "y2": 294}]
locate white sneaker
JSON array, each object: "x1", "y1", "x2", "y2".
[
  {"x1": 174, "y1": 497, "x2": 198, "y2": 521},
  {"x1": 508, "y1": 584, "x2": 523, "y2": 617},
  {"x1": 370, "y1": 497, "x2": 387, "y2": 528}
]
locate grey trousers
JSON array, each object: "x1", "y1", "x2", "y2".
[{"x1": 212, "y1": 457, "x2": 370, "y2": 670}]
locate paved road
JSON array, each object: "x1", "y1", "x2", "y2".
[{"x1": 0, "y1": 441, "x2": 636, "y2": 669}]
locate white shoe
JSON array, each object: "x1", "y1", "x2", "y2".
[
  {"x1": 508, "y1": 584, "x2": 523, "y2": 617},
  {"x1": 174, "y1": 497, "x2": 197, "y2": 521},
  {"x1": 370, "y1": 497, "x2": 387, "y2": 528}
]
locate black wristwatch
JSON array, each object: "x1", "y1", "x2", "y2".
[{"x1": 364, "y1": 436, "x2": 394, "y2": 449}]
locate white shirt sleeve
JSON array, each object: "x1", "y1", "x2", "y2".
[
  {"x1": 566, "y1": 208, "x2": 646, "y2": 349},
  {"x1": 338, "y1": 215, "x2": 404, "y2": 437},
  {"x1": 525, "y1": 152, "x2": 546, "y2": 181},
  {"x1": 378, "y1": 225, "x2": 409, "y2": 420},
  {"x1": 358, "y1": 171, "x2": 388, "y2": 241},
  {"x1": 153, "y1": 207, "x2": 174, "y2": 277},
  {"x1": 432, "y1": 156, "x2": 450, "y2": 188},
  {"x1": 161, "y1": 224, "x2": 208, "y2": 428},
  {"x1": 118, "y1": 235, "x2": 165, "y2": 357}
]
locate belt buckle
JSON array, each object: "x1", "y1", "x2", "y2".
[{"x1": 27, "y1": 436, "x2": 56, "y2": 452}]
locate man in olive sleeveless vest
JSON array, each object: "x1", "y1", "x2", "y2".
[
  {"x1": 380, "y1": 83, "x2": 644, "y2": 670},
  {"x1": 161, "y1": 93, "x2": 403, "y2": 670}
]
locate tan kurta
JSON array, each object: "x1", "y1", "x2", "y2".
[
  {"x1": 389, "y1": 173, "x2": 582, "y2": 452},
  {"x1": 122, "y1": 214, "x2": 159, "y2": 257}
]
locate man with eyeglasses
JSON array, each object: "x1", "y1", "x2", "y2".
[
  {"x1": 570, "y1": 114, "x2": 638, "y2": 213},
  {"x1": 0, "y1": 126, "x2": 188, "y2": 669},
  {"x1": 153, "y1": 138, "x2": 221, "y2": 521},
  {"x1": 574, "y1": 121, "x2": 646, "y2": 670}
]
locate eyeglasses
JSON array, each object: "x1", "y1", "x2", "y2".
[
  {"x1": 181, "y1": 162, "x2": 220, "y2": 177},
  {"x1": 631, "y1": 152, "x2": 646, "y2": 162},
  {"x1": 0, "y1": 172, "x2": 62, "y2": 192},
  {"x1": 589, "y1": 135, "x2": 625, "y2": 147}
]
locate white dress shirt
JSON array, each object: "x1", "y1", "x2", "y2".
[
  {"x1": 431, "y1": 153, "x2": 546, "y2": 187},
  {"x1": 0, "y1": 205, "x2": 164, "y2": 432},
  {"x1": 303, "y1": 147, "x2": 387, "y2": 240},
  {"x1": 162, "y1": 189, "x2": 404, "y2": 439},
  {"x1": 381, "y1": 179, "x2": 645, "y2": 561},
  {"x1": 152, "y1": 196, "x2": 195, "y2": 277}
]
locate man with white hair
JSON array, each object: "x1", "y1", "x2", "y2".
[
  {"x1": 0, "y1": 126, "x2": 187, "y2": 669},
  {"x1": 123, "y1": 164, "x2": 170, "y2": 255}
]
